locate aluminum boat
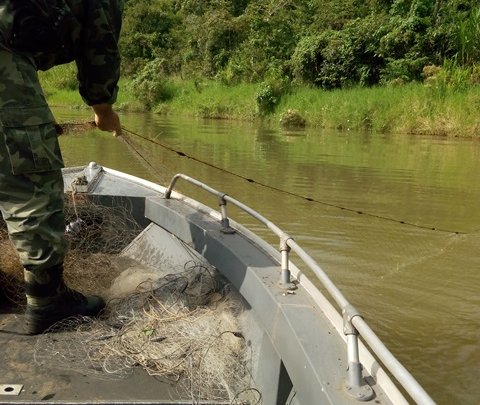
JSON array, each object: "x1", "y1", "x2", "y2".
[{"x1": 0, "y1": 162, "x2": 435, "y2": 405}]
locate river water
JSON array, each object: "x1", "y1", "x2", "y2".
[{"x1": 55, "y1": 108, "x2": 480, "y2": 405}]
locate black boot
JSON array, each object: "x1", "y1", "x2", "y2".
[{"x1": 24, "y1": 265, "x2": 105, "y2": 334}]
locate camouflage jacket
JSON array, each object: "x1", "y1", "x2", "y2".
[{"x1": 0, "y1": 0, "x2": 123, "y2": 106}]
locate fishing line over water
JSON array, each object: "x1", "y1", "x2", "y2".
[{"x1": 120, "y1": 126, "x2": 464, "y2": 235}]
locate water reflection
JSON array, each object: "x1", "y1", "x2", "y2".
[{"x1": 54, "y1": 108, "x2": 480, "y2": 404}]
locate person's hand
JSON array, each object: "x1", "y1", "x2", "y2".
[{"x1": 92, "y1": 103, "x2": 122, "y2": 137}]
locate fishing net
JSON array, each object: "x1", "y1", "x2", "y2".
[
  {"x1": 0, "y1": 218, "x2": 25, "y2": 306},
  {"x1": 0, "y1": 194, "x2": 142, "y2": 304},
  {"x1": 0, "y1": 191, "x2": 258, "y2": 403},
  {"x1": 63, "y1": 193, "x2": 143, "y2": 255},
  {"x1": 56, "y1": 120, "x2": 96, "y2": 135},
  {"x1": 34, "y1": 263, "x2": 258, "y2": 403}
]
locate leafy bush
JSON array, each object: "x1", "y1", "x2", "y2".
[
  {"x1": 255, "y1": 84, "x2": 278, "y2": 115},
  {"x1": 117, "y1": 0, "x2": 479, "y2": 90},
  {"x1": 130, "y1": 59, "x2": 176, "y2": 109},
  {"x1": 422, "y1": 61, "x2": 472, "y2": 98},
  {"x1": 380, "y1": 57, "x2": 430, "y2": 83},
  {"x1": 279, "y1": 109, "x2": 306, "y2": 128},
  {"x1": 182, "y1": 10, "x2": 244, "y2": 78},
  {"x1": 255, "y1": 71, "x2": 290, "y2": 115},
  {"x1": 291, "y1": 35, "x2": 325, "y2": 85},
  {"x1": 291, "y1": 15, "x2": 386, "y2": 89},
  {"x1": 120, "y1": 0, "x2": 180, "y2": 75},
  {"x1": 219, "y1": 1, "x2": 307, "y2": 83},
  {"x1": 291, "y1": 31, "x2": 359, "y2": 89}
]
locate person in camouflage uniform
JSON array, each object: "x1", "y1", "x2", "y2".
[{"x1": 0, "y1": 0, "x2": 123, "y2": 334}]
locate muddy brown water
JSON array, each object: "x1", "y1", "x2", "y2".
[{"x1": 54, "y1": 108, "x2": 480, "y2": 404}]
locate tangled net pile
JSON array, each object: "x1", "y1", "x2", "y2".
[
  {"x1": 1, "y1": 192, "x2": 259, "y2": 403},
  {"x1": 0, "y1": 194, "x2": 142, "y2": 301},
  {"x1": 64, "y1": 193, "x2": 143, "y2": 255},
  {"x1": 61, "y1": 193, "x2": 145, "y2": 295},
  {"x1": 0, "y1": 193, "x2": 256, "y2": 403},
  {"x1": 57, "y1": 120, "x2": 96, "y2": 135},
  {"x1": 34, "y1": 263, "x2": 259, "y2": 404},
  {"x1": 0, "y1": 219, "x2": 25, "y2": 305}
]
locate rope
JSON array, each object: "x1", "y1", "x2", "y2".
[
  {"x1": 120, "y1": 126, "x2": 463, "y2": 235},
  {"x1": 119, "y1": 130, "x2": 169, "y2": 174},
  {"x1": 70, "y1": 176, "x2": 86, "y2": 219}
]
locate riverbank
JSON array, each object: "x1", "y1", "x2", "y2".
[{"x1": 39, "y1": 64, "x2": 480, "y2": 138}]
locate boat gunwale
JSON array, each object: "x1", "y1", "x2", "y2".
[{"x1": 90, "y1": 165, "x2": 430, "y2": 404}]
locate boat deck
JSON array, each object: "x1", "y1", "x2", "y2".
[
  {"x1": 0, "y1": 292, "x2": 208, "y2": 404},
  {"x1": 0, "y1": 309, "x2": 188, "y2": 404}
]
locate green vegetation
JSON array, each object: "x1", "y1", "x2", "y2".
[
  {"x1": 119, "y1": 0, "x2": 480, "y2": 84},
  {"x1": 39, "y1": 64, "x2": 143, "y2": 111},
  {"x1": 39, "y1": 0, "x2": 480, "y2": 137}
]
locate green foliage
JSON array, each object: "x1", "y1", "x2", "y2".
[
  {"x1": 38, "y1": 63, "x2": 84, "y2": 108},
  {"x1": 129, "y1": 59, "x2": 176, "y2": 109},
  {"x1": 219, "y1": 1, "x2": 310, "y2": 83},
  {"x1": 178, "y1": 0, "x2": 251, "y2": 17},
  {"x1": 118, "y1": 0, "x2": 478, "y2": 91},
  {"x1": 197, "y1": 103, "x2": 232, "y2": 119},
  {"x1": 39, "y1": 63, "x2": 77, "y2": 93},
  {"x1": 376, "y1": 0, "x2": 480, "y2": 81},
  {"x1": 120, "y1": 0, "x2": 180, "y2": 75},
  {"x1": 381, "y1": 57, "x2": 430, "y2": 83},
  {"x1": 291, "y1": 35, "x2": 325, "y2": 86},
  {"x1": 377, "y1": 0, "x2": 436, "y2": 81},
  {"x1": 291, "y1": 31, "x2": 358, "y2": 89},
  {"x1": 181, "y1": 10, "x2": 243, "y2": 78},
  {"x1": 291, "y1": 16, "x2": 385, "y2": 89},
  {"x1": 154, "y1": 80, "x2": 259, "y2": 119},
  {"x1": 255, "y1": 85, "x2": 278, "y2": 115},
  {"x1": 456, "y1": 6, "x2": 480, "y2": 65},
  {"x1": 255, "y1": 67, "x2": 290, "y2": 115},
  {"x1": 423, "y1": 61, "x2": 473, "y2": 102},
  {"x1": 307, "y1": 0, "x2": 372, "y2": 30},
  {"x1": 314, "y1": 31, "x2": 357, "y2": 89}
]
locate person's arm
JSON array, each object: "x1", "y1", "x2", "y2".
[{"x1": 75, "y1": 0, "x2": 123, "y2": 135}]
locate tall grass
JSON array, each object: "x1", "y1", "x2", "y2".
[
  {"x1": 38, "y1": 63, "x2": 81, "y2": 106},
  {"x1": 38, "y1": 62, "x2": 143, "y2": 111},
  {"x1": 38, "y1": 63, "x2": 480, "y2": 137},
  {"x1": 457, "y1": 6, "x2": 480, "y2": 66},
  {"x1": 151, "y1": 79, "x2": 259, "y2": 119},
  {"x1": 275, "y1": 79, "x2": 480, "y2": 137}
]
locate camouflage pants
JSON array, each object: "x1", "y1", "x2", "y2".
[{"x1": 0, "y1": 48, "x2": 67, "y2": 275}]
